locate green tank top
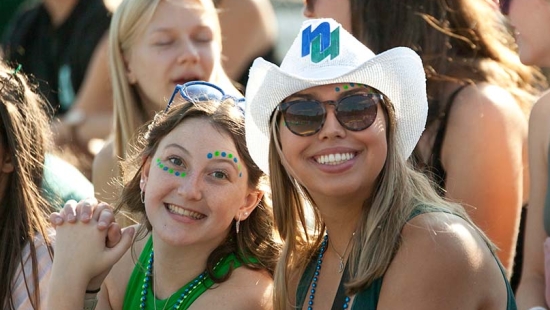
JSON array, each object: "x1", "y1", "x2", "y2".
[
  {"x1": 123, "y1": 236, "x2": 245, "y2": 309},
  {"x1": 296, "y1": 206, "x2": 517, "y2": 309}
]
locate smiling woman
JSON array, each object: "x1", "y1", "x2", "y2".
[
  {"x1": 46, "y1": 82, "x2": 280, "y2": 310},
  {"x1": 245, "y1": 18, "x2": 517, "y2": 309}
]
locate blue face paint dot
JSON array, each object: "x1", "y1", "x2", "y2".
[
  {"x1": 350, "y1": 83, "x2": 355, "y2": 87},
  {"x1": 207, "y1": 153, "x2": 213, "y2": 159},
  {"x1": 175, "y1": 172, "x2": 180, "y2": 176},
  {"x1": 214, "y1": 151, "x2": 220, "y2": 156},
  {"x1": 221, "y1": 152, "x2": 226, "y2": 157},
  {"x1": 239, "y1": 172, "x2": 242, "y2": 178},
  {"x1": 163, "y1": 167, "x2": 168, "y2": 171},
  {"x1": 335, "y1": 87, "x2": 340, "y2": 92},
  {"x1": 233, "y1": 158, "x2": 238, "y2": 163}
]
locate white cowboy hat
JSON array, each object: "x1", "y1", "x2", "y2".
[{"x1": 245, "y1": 18, "x2": 428, "y2": 175}]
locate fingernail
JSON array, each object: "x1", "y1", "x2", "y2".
[
  {"x1": 81, "y1": 213, "x2": 90, "y2": 220},
  {"x1": 98, "y1": 221, "x2": 107, "y2": 229},
  {"x1": 54, "y1": 217, "x2": 62, "y2": 225},
  {"x1": 67, "y1": 214, "x2": 75, "y2": 221}
]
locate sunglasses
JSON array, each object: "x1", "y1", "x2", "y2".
[
  {"x1": 165, "y1": 81, "x2": 245, "y2": 113},
  {"x1": 278, "y1": 91, "x2": 384, "y2": 136},
  {"x1": 499, "y1": 0, "x2": 511, "y2": 15}
]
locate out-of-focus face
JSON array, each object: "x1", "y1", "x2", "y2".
[
  {"x1": 277, "y1": 83, "x2": 388, "y2": 204},
  {"x1": 141, "y1": 117, "x2": 258, "y2": 249},
  {"x1": 125, "y1": 0, "x2": 221, "y2": 111},
  {"x1": 302, "y1": 0, "x2": 352, "y2": 33},
  {"x1": 508, "y1": 0, "x2": 550, "y2": 66}
]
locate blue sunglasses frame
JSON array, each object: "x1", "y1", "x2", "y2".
[{"x1": 165, "y1": 81, "x2": 245, "y2": 114}]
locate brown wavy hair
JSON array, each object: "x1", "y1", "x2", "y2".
[
  {"x1": 116, "y1": 97, "x2": 281, "y2": 281},
  {"x1": 0, "y1": 61, "x2": 54, "y2": 309},
  {"x1": 349, "y1": 0, "x2": 546, "y2": 123}
]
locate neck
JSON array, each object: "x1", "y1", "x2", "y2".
[
  {"x1": 312, "y1": 197, "x2": 363, "y2": 255},
  {"x1": 43, "y1": 0, "x2": 78, "y2": 27},
  {"x1": 151, "y1": 234, "x2": 214, "y2": 299}
]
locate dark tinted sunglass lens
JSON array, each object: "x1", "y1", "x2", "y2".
[
  {"x1": 183, "y1": 84, "x2": 224, "y2": 102},
  {"x1": 283, "y1": 101, "x2": 325, "y2": 136},
  {"x1": 337, "y1": 94, "x2": 379, "y2": 131}
]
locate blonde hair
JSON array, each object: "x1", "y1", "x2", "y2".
[{"x1": 269, "y1": 95, "x2": 494, "y2": 309}]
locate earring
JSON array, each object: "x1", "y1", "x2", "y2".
[
  {"x1": 236, "y1": 213, "x2": 241, "y2": 234},
  {"x1": 140, "y1": 190, "x2": 145, "y2": 204}
]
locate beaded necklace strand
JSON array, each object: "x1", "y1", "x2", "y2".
[
  {"x1": 307, "y1": 235, "x2": 351, "y2": 310},
  {"x1": 141, "y1": 249, "x2": 207, "y2": 310}
]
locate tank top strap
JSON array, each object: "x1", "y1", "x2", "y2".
[{"x1": 430, "y1": 84, "x2": 469, "y2": 194}]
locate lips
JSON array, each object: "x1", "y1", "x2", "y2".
[
  {"x1": 165, "y1": 203, "x2": 206, "y2": 220},
  {"x1": 314, "y1": 152, "x2": 356, "y2": 165}
]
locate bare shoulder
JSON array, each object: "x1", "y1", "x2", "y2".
[
  {"x1": 92, "y1": 140, "x2": 119, "y2": 202},
  {"x1": 450, "y1": 83, "x2": 526, "y2": 126},
  {"x1": 191, "y1": 267, "x2": 273, "y2": 310},
  {"x1": 104, "y1": 225, "x2": 148, "y2": 309},
  {"x1": 378, "y1": 212, "x2": 508, "y2": 309}
]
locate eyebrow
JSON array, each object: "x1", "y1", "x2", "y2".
[{"x1": 164, "y1": 143, "x2": 190, "y2": 155}]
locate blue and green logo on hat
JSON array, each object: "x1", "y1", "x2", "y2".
[{"x1": 301, "y1": 21, "x2": 340, "y2": 63}]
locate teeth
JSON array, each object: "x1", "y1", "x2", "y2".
[
  {"x1": 315, "y1": 153, "x2": 355, "y2": 165},
  {"x1": 167, "y1": 204, "x2": 205, "y2": 220}
]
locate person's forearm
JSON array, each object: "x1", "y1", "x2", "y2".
[{"x1": 516, "y1": 276, "x2": 548, "y2": 309}]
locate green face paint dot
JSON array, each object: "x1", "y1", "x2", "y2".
[
  {"x1": 181, "y1": 172, "x2": 186, "y2": 178},
  {"x1": 156, "y1": 158, "x2": 160, "y2": 162},
  {"x1": 214, "y1": 151, "x2": 220, "y2": 157},
  {"x1": 228, "y1": 154, "x2": 233, "y2": 159},
  {"x1": 169, "y1": 169, "x2": 174, "y2": 174},
  {"x1": 343, "y1": 85, "x2": 349, "y2": 90},
  {"x1": 159, "y1": 164, "x2": 164, "y2": 168}
]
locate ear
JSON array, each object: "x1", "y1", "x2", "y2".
[
  {"x1": 235, "y1": 189, "x2": 263, "y2": 221},
  {"x1": 140, "y1": 157, "x2": 152, "y2": 191},
  {"x1": 123, "y1": 53, "x2": 138, "y2": 84},
  {"x1": 1, "y1": 150, "x2": 14, "y2": 174}
]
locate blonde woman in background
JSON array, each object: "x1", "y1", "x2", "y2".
[{"x1": 93, "y1": 0, "x2": 239, "y2": 211}]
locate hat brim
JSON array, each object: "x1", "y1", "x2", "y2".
[{"x1": 245, "y1": 47, "x2": 428, "y2": 175}]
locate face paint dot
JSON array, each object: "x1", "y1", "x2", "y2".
[
  {"x1": 343, "y1": 85, "x2": 349, "y2": 90},
  {"x1": 214, "y1": 151, "x2": 220, "y2": 157},
  {"x1": 156, "y1": 158, "x2": 160, "y2": 162},
  {"x1": 181, "y1": 172, "x2": 186, "y2": 178},
  {"x1": 350, "y1": 83, "x2": 355, "y2": 87},
  {"x1": 169, "y1": 169, "x2": 174, "y2": 174},
  {"x1": 207, "y1": 153, "x2": 213, "y2": 159},
  {"x1": 239, "y1": 172, "x2": 242, "y2": 178},
  {"x1": 159, "y1": 163, "x2": 164, "y2": 168},
  {"x1": 221, "y1": 152, "x2": 226, "y2": 157},
  {"x1": 335, "y1": 87, "x2": 340, "y2": 92},
  {"x1": 175, "y1": 172, "x2": 180, "y2": 176},
  {"x1": 233, "y1": 158, "x2": 238, "y2": 163},
  {"x1": 163, "y1": 167, "x2": 168, "y2": 171},
  {"x1": 228, "y1": 154, "x2": 233, "y2": 159}
]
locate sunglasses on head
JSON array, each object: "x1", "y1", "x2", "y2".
[
  {"x1": 165, "y1": 81, "x2": 245, "y2": 113},
  {"x1": 499, "y1": 0, "x2": 511, "y2": 15},
  {"x1": 278, "y1": 89, "x2": 385, "y2": 137}
]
